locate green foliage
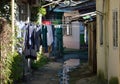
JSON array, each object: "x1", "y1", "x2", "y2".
[
  {"x1": 109, "y1": 77, "x2": 118, "y2": 84},
  {"x1": 30, "y1": 7, "x2": 39, "y2": 22},
  {"x1": 31, "y1": 52, "x2": 48, "y2": 70},
  {"x1": 2, "y1": 51, "x2": 23, "y2": 84},
  {"x1": 39, "y1": 7, "x2": 46, "y2": 16},
  {"x1": 31, "y1": 7, "x2": 46, "y2": 22},
  {"x1": 0, "y1": 0, "x2": 11, "y2": 21},
  {"x1": 31, "y1": 7, "x2": 38, "y2": 21}
]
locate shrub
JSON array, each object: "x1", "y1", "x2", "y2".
[
  {"x1": 31, "y1": 52, "x2": 48, "y2": 70},
  {"x1": 0, "y1": 18, "x2": 23, "y2": 84},
  {"x1": 1, "y1": 52, "x2": 23, "y2": 84}
]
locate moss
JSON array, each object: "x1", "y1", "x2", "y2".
[
  {"x1": 97, "y1": 70, "x2": 108, "y2": 84},
  {"x1": 109, "y1": 77, "x2": 118, "y2": 84},
  {"x1": 98, "y1": 70, "x2": 105, "y2": 81}
]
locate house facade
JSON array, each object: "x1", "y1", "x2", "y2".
[
  {"x1": 96, "y1": 0, "x2": 120, "y2": 82},
  {"x1": 63, "y1": 11, "x2": 80, "y2": 49}
]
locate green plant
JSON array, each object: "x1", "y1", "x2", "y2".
[
  {"x1": 31, "y1": 52, "x2": 48, "y2": 70},
  {"x1": 31, "y1": 7, "x2": 46, "y2": 22},
  {"x1": 109, "y1": 77, "x2": 118, "y2": 84},
  {"x1": 39, "y1": 7, "x2": 46, "y2": 16},
  {"x1": 2, "y1": 51, "x2": 23, "y2": 84},
  {"x1": 0, "y1": 0, "x2": 11, "y2": 21}
]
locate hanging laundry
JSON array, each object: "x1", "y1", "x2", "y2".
[
  {"x1": 16, "y1": 21, "x2": 25, "y2": 38},
  {"x1": 46, "y1": 25, "x2": 53, "y2": 46},
  {"x1": 24, "y1": 23, "x2": 37, "y2": 59},
  {"x1": 35, "y1": 25, "x2": 42, "y2": 52},
  {"x1": 22, "y1": 23, "x2": 28, "y2": 47},
  {"x1": 41, "y1": 25, "x2": 48, "y2": 53}
]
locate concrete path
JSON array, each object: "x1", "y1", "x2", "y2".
[
  {"x1": 20, "y1": 62, "x2": 62, "y2": 84},
  {"x1": 30, "y1": 62, "x2": 62, "y2": 84}
]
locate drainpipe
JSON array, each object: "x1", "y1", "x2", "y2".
[{"x1": 11, "y1": 0, "x2": 15, "y2": 52}]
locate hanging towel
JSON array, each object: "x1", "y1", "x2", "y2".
[{"x1": 46, "y1": 25, "x2": 53, "y2": 46}]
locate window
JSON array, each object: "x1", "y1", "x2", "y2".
[
  {"x1": 99, "y1": 15, "x2": 103, "y2": 45},
  {"x1": 113, "y1": 10, "x2": 118, "y2": 47},
  {"x1": 63, "y1": 16, "x2": 72, "y2": 36}
]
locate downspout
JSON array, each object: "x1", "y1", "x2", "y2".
[{"x1": 11, "y1": 0, "x2": 15, "y2": 52}]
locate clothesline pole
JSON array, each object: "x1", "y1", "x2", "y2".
[
  {"x1": 11, "y1": 0, "x2": 15, "y2": 52},
  {"x1": 42, "y1": 0, "x2": 62, "y2": 7}
]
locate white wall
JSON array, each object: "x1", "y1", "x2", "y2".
[
  {"x1": 63, "y1": 21, "x2": 80, "y2": 49},
  {"x1": 63, "y1": 11, "x2": 80, "y2": 49}
]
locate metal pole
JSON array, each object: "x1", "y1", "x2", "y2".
[
  {"x1": 11, "y1": 0, "x2": 15, "y2": 52},
  {"x1": 42, "y1": 0, "x2": 62, "y2": 7},
  {"x1": 27, "y1": 4, "x2": 30, "y2": 23}
]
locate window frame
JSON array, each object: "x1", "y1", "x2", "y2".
[{"x1": 99, "y1": 15, "x2": 103, "y2": 45}]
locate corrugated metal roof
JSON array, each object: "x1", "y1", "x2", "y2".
[{"x1": 53, "y1": 0, "x2": 96, "y2": 13}]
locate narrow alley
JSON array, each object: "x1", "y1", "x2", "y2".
[
  {"x1": 18, "y1": 48, "x2": 104, "y2": 84},
  {"x1": 1, "y1": 0, "x2": 120, "y2": 84}
]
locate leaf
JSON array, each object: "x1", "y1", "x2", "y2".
[{"x1": 39, "y1": 7, "x2": 46, "y2": 16}]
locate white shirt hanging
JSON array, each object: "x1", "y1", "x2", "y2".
[
  {"x1": 47, "y1": 25, "x2": 53, "y2": 46},
  {"x1": 29, "y1": 24, "x2": 35, "y2": 45}
]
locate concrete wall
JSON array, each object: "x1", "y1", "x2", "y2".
[
  {"x1": 63, "y1": 21, "x2": 80, "y2": 49},
  {"x1": 63, "y1": 11, "x2": 80, "y2": 49},
  {"x1": 108, "y1": 0, "x2": 120, "y2": 81},
  {"x1": 96, "y1": 0, "x2": 107, "y2": 77},
  {"x1": 96, "y1": 0, "x2": 120, "y2": 82}
]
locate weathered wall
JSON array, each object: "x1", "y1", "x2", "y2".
[
  {"x1": 96, "y1": 0, "x2": 107, "y2": 78},
  {"x1": 96, "y1": 0, "x2": 120, "y2": 82},
  {"x1": 63, "y1": 11, "x2": 80, "y2": 49},
  {"x1": 63, "y1": 21, "x2": 80, "y2": 49},
  {"x1": 108, "y1": 0, "x2": 120, "y2": 81}
]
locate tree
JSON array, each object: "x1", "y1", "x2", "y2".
[{"x1": 0, "y1": 0, "x2": 11, "y2": 21}]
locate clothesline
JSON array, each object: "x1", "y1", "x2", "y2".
[{"x1": 16, "y1": 21, "x2": 54, "y2": 59}]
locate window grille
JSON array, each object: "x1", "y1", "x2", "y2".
[
  {"x1": 113, "y1": 10, "x2": 118, "y2": 47},
  {"x1": 63, "y1": 16, "x2": 72, "y2": 36}
]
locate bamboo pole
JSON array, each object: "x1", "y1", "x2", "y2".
[
  {"x1": 42, "y1": 0, "x2": 62, "y2": 7},
  {"x1": 11, "y1": 0, "x2": 15, "y2": 52}
]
